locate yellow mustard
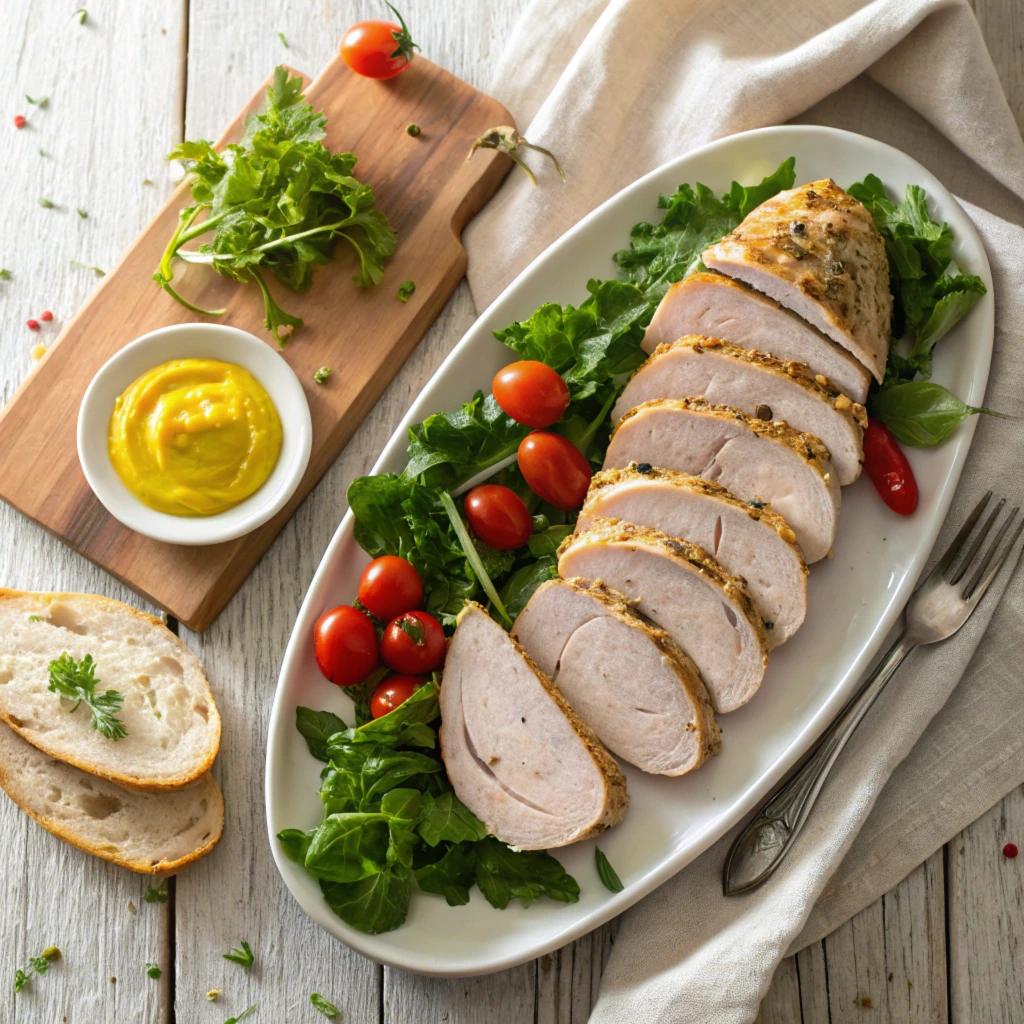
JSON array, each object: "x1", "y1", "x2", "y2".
[{"x1": 108, "y1": 359, "x2": 283, "y2": 517}]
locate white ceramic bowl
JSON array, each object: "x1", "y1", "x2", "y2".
[{"x1": 77, "y1": 322, "x2": 312, "y2": 546}]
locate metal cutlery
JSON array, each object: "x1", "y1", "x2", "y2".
[{"x1": 723, "y1": 491, "x2": 1023, "y2": 896}]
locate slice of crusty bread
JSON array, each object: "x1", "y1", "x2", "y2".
[
  {"x1": 0, "y1": 721, "x2": 223, "y2": 874},
  {"x1": 0, "y1": 590, "x2": 220, "y2": 791}
]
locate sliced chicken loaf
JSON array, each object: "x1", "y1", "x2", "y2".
[
  {"x1": 579, "y1": 465, "x2": 808, "y2": 647},
  {"x1": 611, "y1": 336, "x2": 865, "y2": 485},
  {"x1": 557, "y1": 520, "x2": 768, "y2": 713},
  {"x1": 0, "y1": 590, "x2": 221, "y2": 791},
  {"x1": 703, "y1": 179, "x2": 891, "y2": 382},
  {"x1": 642, "y1": 272, "x2": 871, "y2": 403},
  {"x1": 439, "y1": 603, "x2": 627, "y2": 850},
  {"x1": 0, "y1": 722, "x2": 223, "y2": 875},
  {"x1": 512, "y1": 578, "x2": 720, "y2": 776},
  {"x1": 604, "y1": 398, "x2": 840, "y2": 562}
]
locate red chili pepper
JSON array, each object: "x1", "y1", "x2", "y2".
[
  {"x1": 1004, "y1": 843, "x2": 1018, "y2": 859},
  {"x1": 40, "y1": 310, "x2": 53, "y2": 322},
  {"x1": 13, "y1": 114, "x2": 25, "y2": 129},
  {"x1": 863, "y1": 418, "x2": 918, "y2": 515},
  {"x1": 26, "y1": 319, "x2": 40, "y2": 331}
]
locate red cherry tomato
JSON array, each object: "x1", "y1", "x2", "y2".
[
  {"x1": 370, "y1": 674, "x2": 424, "y2": 719},
  {"x1": 492, "y1": 360, "x2": 571, "y2": 428},
  {"x1": 340, "y1": 6, "x2": 418, "y2": 80},
  {"x1": 358, "y1": 555, "x2": 423, "y2": 621},
  {"x1": 464, "y1": 485, "x2": 533, "y2": 551},
  {"x1": 314, "y1": 605, "x2": 379, "y2": 687},
  {"x1": 381, "y1": 610, "x2": 447, "y2": 674},
  {"x1": 863, "y1": 418, "x2": 919, "y2": 515},
  {"x1": 518, "y1": 431, "x2": 593, "y2": 512}
]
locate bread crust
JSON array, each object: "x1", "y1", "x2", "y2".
[{"x1": 0, "y1": 589, "x2": 221, "y2": 792}]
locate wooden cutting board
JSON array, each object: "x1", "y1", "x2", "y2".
[{"x1": 0, "y1": 55, "x2": 512, "y2": 631}]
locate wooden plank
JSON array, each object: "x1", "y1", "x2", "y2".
[
  {"x1": 797, "y1": 941, "x2": 831, "y2": 1023},
  {"x1": 0, "y1": 1, "x2": 185, "y2": 1021},
  {"x1": 754, "y1": 954, "x2": 803, "y2": 1024},
  {"x1": 0, "y1": 45, "x2": 512, "y2": 632},
  {"x1": 536, "y1": 919, "x2": 618, "y2": 1024},
  {"x1": 948, "y1": 785, "x2": 1024, "y2": 1022},
  {"x1": 974, "y1": 0, "x2": 1024, "y2": 131},
  {"x1": 385, "y1": 965, "x2": 537, "y2": 1023}
]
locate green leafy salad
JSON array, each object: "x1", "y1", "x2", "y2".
[
  {"x1": 285, "y1": 158, "x2": 987, "y2": 935},
  {"x1": 278, "y1": 678, "x2": 579, "y2": 934},
  {"x1": 156, "y1": 67, "x2": 396, "y2": 344}
]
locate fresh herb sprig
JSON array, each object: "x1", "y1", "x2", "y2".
[
  {"x1": 13, "y1": 946, "x2": 60, "y2": 994},
  {"x1": 47, "y1": 653, "x2": 127, "y2": 740},
  {"x1": 310, "y1": 993, "x2": 339, "y2": 1018},
  {"x1": 156, "y1": 67, "x2": 396, "y2": 344},
  {"x1": 595, "y1": 848, "x2": 623, "y2": 893},
  {"x1": 223, "y1": 940, "x2": 254, "y2": 970},
  {"x1": 280, "y1": 681, "x2": 579, "y2": 934}
]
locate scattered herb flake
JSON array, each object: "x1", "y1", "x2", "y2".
[
  {"x1": 222, "y1": 940, "x2": 254, "y2": 970},
  {"x1": 146, "y1": 962, "x2": 162, "y2": 979},
  {"x1": 142, "y1": 178, "x2": 154, "y2": 185},
  {"x1": 310, "y1": 993, "x2": 339, "y2": 1018},
  {"x1": 595, "y1": 848, "x2": 624, "y2": 893},
  {"x1": 405, "y1": 123, "x2": 421, "y2": 137},
  {"x1": 71, "y1": 259, "x2": 105, "y2": 276},
  {"x1": 313, "y1": 365, "x2": 331, "y2": 385},
  {"x1": 77, "y1": 208, "x2": 88, "y2": 219},
  {"x1": 225, "y1": 1005, "x2": 257, "y2": 1024},
  {"x1": 25, "y1": 95, "x2": 48, "y2": 108},
  {"x1": 0, "y1": 269, "x2": 10, "y2": 280},
  {"x1": 277, "y1": 31, "x2": 288, "y2": 47},
  {"x1": 73, "y1": 8, "x2": 87, "y2": 24},
  {"x1": 47, "y1": 652, "x2": 127, "y2": 740},
  {"x1": 143, "y1": 882, "x2": 168, "y2": 903},
  {"x1": 38, "y1": 197, "x2": 55, "y2": 208},
  {"x1": 28, "y1": 614, "x2": 40, "y2": 622},
  {"x1": 13, "y1": 969, "x2": 28, "y2": 993},
  {"x1": 39, "y1": 148, "x2": 46, "y2": 157},
  {"x1": 397, "y1": 279, "x2": 416, "y2": 302}
]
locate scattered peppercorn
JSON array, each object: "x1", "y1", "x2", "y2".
[
  {"x1": 406, "y1": 123, "x2": 421, "y2": 137},
  {"x1": 26, "y1": 319, "x2": 40, "y2": 331},
  {"x1": 14, "y1": 114, "x2": 26, "y2": 129},
  {"x1": 1004, "y1": 842, "x2": 1018, "y2": 858},
  {"x1": 40, "y1": 310, "x2": 53, "y2": 322}
]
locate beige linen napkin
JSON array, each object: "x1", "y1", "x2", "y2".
[{"x1": 461, "y1": 1, "x2": 1024, "y2": 1020}]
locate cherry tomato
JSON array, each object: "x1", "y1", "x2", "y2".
[
  {"x1": 381, "y1": 610, "x2": 447, "y2": 674},
  {"x1": 340, "y1": 5, "x2": 418, "y2": 80},
  {"x1": 358, "y1": 555, "x2": 423, "y2": 621},
  {"x1": 492, "y1": 360, "x2": 571, "y2": 428},
  {"x1": 863, "y1": 418, "x2": 918, "y2": 515},
  {"x1": 464, "y1": 485, "x2": 533, "y2": 551},
  {"x1": 370, "y1": 674, "x2": 424, "y2": 719},
  {"x1": 314, "y1": 605, "x2": 379, "y2": 687},
  {"x1": 518, "y1": 431, "x2": 592, "y2": 511}
]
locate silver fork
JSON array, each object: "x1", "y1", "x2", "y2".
[{"x1": 723, "y1": 492, "x2": 1023, "y2": 896}]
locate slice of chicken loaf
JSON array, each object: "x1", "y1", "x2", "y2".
[
  {"x1": 0, "y1": 722, "x2": 223, "y2": 875},
  {"x1": 642, "y1": 272, "x2": 871, "y2": 403},
  {"x1": 703, "y1": 179, "x2": 891, "y2": 382},
  {"x1": 0, "y1": 590, "x2": 220, "y2": 791},
  {"x1": 611, "y1": 336, "x2": 865, "y2": 485},
  {"x1": 604, "y1": 398, "x2": 840, "y2": 563},
  {"x1": 579, "y1": 465, "x2": 808, "y2": 647},
  {"x1": 557, "y1": 520, "x2": 768, "y2": 714},
  {"x1": 439, "y1": 603, "x2": 627, "y2": 850},
  {"x1": 512, "y1": 578, "x2": 720, "y2": 776}
]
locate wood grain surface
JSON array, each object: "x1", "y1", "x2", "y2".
[
  {"x1": 0, "y1": 48, "x2": 510, "y2": 632},
  {"x1": 0, "y1": 2, "x2": 1022, "y2": 1023}
]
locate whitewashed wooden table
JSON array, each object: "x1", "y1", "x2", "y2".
[{"x1": 1, "y1": 2, "x2": 1020, "y2": 1021}]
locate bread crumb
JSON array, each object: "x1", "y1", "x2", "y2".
[
  {"x1": 127, "y1": 900, "x2": 137, "y2": 914},
  {"x1": 206, "y1": 989, "x2": 220, "y2": 1001},
  {"x1": 859, "y1": 995, "x2": 873, "y2": 1008}
]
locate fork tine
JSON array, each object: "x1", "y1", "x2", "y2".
[
  {"x1": 964, "y1": 508, "x2": 1023, "y2": 603},
  {"x1": 949, "y1": 495, "x2": 1004, "y2": 584},
  {"x1": 925, "y1": 491, "x2": 992, "y2": 585}
]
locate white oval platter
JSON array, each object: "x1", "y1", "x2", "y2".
[{"x1": 265, "y1": 125, "x2": 994, "y2": 977}]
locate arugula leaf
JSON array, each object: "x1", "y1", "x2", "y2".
[
  {"x1": 157, "y1": 67, "x2": 396, "y2": 344},
  {"x1": 222, "y1": 940, "x2": 255, "y2": 970},
  {"x1": 417, "y1": 791, "x2": 487, "y2": 847},
  {"x1": 295, "y1": 707, "x2": 347, "y2": 761},
  {"x1": 613, "y1": 158, "x2": 796, "y2": 299},
  {"x1": 414, "y1": 842, "x2": 478, "y2": 906},
  {"x1": 47, "y1": 653, "x2": 127, "y2": 740},
  {"x1": 310, "y1": 993, "x2": 339, "y2": 1018},
  {"x1": 595, "y1": 848, "x2": 624, "y2": 893},
  {"x1": 320, "y1": 866, "x2": 413, "y2": 934},
  {"x1": 474, "y1": 838, "x2": 581, "y2": 909},
  {"x1": 868, "y1": 381, "x2": 993, "y2": 447}
]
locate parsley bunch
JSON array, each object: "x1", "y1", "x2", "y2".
[
  {"x1": 156, "y1": 67, "x2": 396, "y2": 344},
  {"x1": 47, "y1": 653, "x2": 127, "y2": 740}
]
